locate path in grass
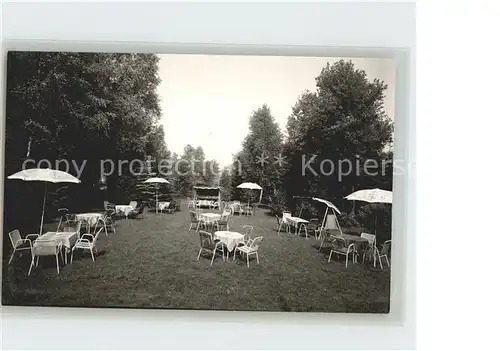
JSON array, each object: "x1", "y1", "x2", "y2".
[{"x1": 2, "y1": 204, "x2": 390, "y2": 313}]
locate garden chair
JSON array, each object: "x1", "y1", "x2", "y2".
[
  {"x1": 242, "y1": 225, "x2": 254, "y2": 245},
  {"x1": 28, "y1": 240, "x2": 64, "y2": 275},
  {"x1": 360, "y1": 233, "x2": 377, "y2": 265},
  {"x1": 8, "y1": 229, "x2": 39, "y2": 264},
  {"x1": 375, "y1": 240, "x2": 391, "y2": 269},
  {"x1": 128, "y1": 204, "x2": 145, "y2": 219},
  {"x1": 188, "y1": 210, "x2": 201, "y2": 231},
  {"x1": 306, "y1": 218, "x2": 320, "y2": 239},
  {"x1": 56, "y1": 208, "x2": 69, "y2": 232},
  {"x1": 234, "y1": 236, "x2": 263, "y2": 267},
  {"x1": 275, "y1": 215, "x2": 288, "y2": 233},
  {"x1": 196, "y1": 230, "x2": 225, "y2": 265},
  {"x1": 216, "y1": 213, "x2": 230, "y2": 231},
  {"x1": 71, "y1": 228, "x2": 103, "y2": 263},
  {"x1": 232, "y1": 203, "x2": 244, "y2": 216},
  {"x1": 327, "y1": 236, "x2": 356, "y2": 267},
  {"x1": 129, "y1": 201, "x2": 138, "y2": 210},
  {"x1": 62, "y1": 219, "x2": 83, "y2": 238}
]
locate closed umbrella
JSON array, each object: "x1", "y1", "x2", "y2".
[
  {"x1": 236, "y1": 182, "x2": 263, "y2": 207},
  {"x1": 8, "y1": 168, "x2": 81, "y2": 235},
  {"x1": 344, "y1": 188, "x2": 392, "y2": 234},
  {"x1": 144, "y1": 177, "x2": 170, "y2": 214}
]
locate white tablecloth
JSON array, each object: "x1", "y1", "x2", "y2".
[
  {"x1": 284, "y1": 216, "x2": 309, "y2": 227},
  {"x1": 199, "y1": 213, "x2": 222, "y2": 222},
  {"x1": 35, "y1": 231, "x2": 78, "y2": 250},
  {"x1": 115, "y1": 205, "x2": 134, "y2": 216},
  {"x1": 214, "y1": 231, "x2": 245, "y2": 251},
  {"x1": 158, "y1": 202, "x2": 170, "y2": 210},
  {"x1": 75, "y1": 213, "x2": 104, "y2": 226}
]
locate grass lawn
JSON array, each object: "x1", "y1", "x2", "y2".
[{"x1": 2, "y1": 202, "x2": 390, "y2": 313}]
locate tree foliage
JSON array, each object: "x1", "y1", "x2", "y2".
[
  {"x1": 4, "y1": 52, "x2": 166, "y2": 234},
  {"x1": 283, "y1": 60, "x2": 393, "y2": 211}
]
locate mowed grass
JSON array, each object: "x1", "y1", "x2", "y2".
[{"x1": 2, "y1": 203, "x2": 390, "y2": 313}]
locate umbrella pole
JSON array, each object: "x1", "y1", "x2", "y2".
[{"x1": 39, "y1": 182, "x2": 47, "y2": 235}]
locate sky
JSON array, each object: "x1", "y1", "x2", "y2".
[{"x1": 157, "y1": 54, "x2": 395, "y2": 167}]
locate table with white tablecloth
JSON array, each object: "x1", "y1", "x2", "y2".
[
  {"x1": 75, "y1": 213, "x2": 104, "y2": 227},
  {"x1": 199, "y1": 213, "x2": 221, "y2": 223},
  {"x1": 115, "y1": 205, "x2": 134, "y2": 217},
  {"x1": 157, "y1": 201, "x2": 170, "y2": 211},
  {"x1": 214, "y1": 231, "x2": 245, "y2": 252},
  {"x1": 36, "y1": 231, "x2": 78, "y2": 249},
  {"x1": 281, "y1": 216, "x2": 309, "y2": 236}
]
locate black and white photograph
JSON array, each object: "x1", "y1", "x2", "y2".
[{"x1": 2, "y1": 51, "x2": 395, "y2": 313}]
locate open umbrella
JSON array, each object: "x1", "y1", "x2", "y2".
[
  {"x1": 8, "y1": 168, "x2": 81, "y2": 235},
  {"x1": 236, "y1": 182, "x2": 263, "y2": 207},
  {"x1": 344, "y1": 188, "x2": 392, "y2": 234},
  {"x1": 144, "y1": 177, "x2": 170, "y2": 214}
]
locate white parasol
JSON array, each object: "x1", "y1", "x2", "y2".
[
  {"x1": 144, "y1": 177, "x2": 170, "y2": 214},
  {"x1": 344, "y1": 188, "x2": 392, "y2": 234},
  {"x1": 8, "y1": 168, "x2": 81, "y2": 235},
  {"x1": 236, "y1": 182, "x2": 263, "y2": 206}
]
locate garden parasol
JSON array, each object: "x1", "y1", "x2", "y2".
[
  {"x1": 236, "y1": 182, "x2": 263, "y2": 207},
  {"x1": 7, "y1": 168, "x2": 81, "y2": 235},
  {"x1": 144, "y1": 177, "x2": 170, "y2": 214},
  {"x1": 344, "y1": 188, "x2": 392, "y2": 234}
]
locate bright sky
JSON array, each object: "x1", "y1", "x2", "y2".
[{"x1": 158, "y1": 54, "x2": 395, "y2": 167}]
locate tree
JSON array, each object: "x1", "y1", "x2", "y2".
[
  {"x1": 284, "y1": 60, "x2": 393, "y2": 210},
  {"x1": 3, "y1": 52, "x2": 164, "y2": 236},
  {"x1": 232, "y1": 104, "x2": 284, "y2": 202}
]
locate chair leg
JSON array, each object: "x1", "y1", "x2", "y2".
[
  {"x1": 28, "y1": 258, "x2": 35, "y2": 276},
  {"x1": 345, "y1": 253, "x2": 348, "y2": 267},
  {"x1": 210, "y1": 249, "x2": 216, "y2": 266},
  {"x1": 378, "y1": 254, "x2": 383, "y2": 270},
  {"x1": 90, "y1": 248, "x2": 95, "y2": 262},
  {"x1": 256, "y1": 252, "x2": 259, "y2": 264},
  {"x1": 71, "y1": 249, "x2": 75, "y2": 263},
  {"x1": 385, "y1": 256, "x2": 390, "y2": 267},
  {"x1": 36, "y1": 256, "x2": 40, "y2": 267},
  {"x1": 197, "y1": 248, "x2": 203, "y2": 260},
  {"x1": 8, "y1": 250, "x2": 16, "y2": 264},
  {"x1": 328, "y1": 250, "x2": 333, "y2": 263},
  {"x1": 55, "y1": 254, "x2": 60, "y2": 274},
  {"x1": 246, "y1": 253, "x2": 250, "y2": 267}
]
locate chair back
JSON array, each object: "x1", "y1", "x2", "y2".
[
  {"x1": 242, "y1": 225, "x2": 253, "y2": 241},
  {"x1": 282, "y1": 211, "x2": 292, "y2": 219},
  {"x1": 189, "y1": 210, "x2": 198, "y2": 222},
  {"x1": 94, "y1": 228, "x2": 104, "y2": 242},
  {"x1": 249, "y1": 236, "x2": 263, "y2": 250},
  {"x1": 331, "y1": 236, "x2": 348, "y2": 250},
  {"x1": 63, "y1": 220, "x2": 82, "y2": 234},
  {"x1": 9, "y1": 229, "x2": 22, "y2": 249},
  {"x1": 199, "y1": 230, "x2": 214, "y2": 249},
  {"x1": 380, "y1": 240, "x2": 391, "y2": 256},
  {"x1": 129, "y1": 201, "x2": 138, "y2": 209},
  {"x1": 307, "y1": 218, "x2": 319, "y2": 229},
  {"x1": 361, "y1": 233, "x2": 376, "y2": 247},
  {"x1": 137, "y1": 205, "x2": 145, "y2": 214}
]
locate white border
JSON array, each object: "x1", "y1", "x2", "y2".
[{"x1": 0, "y1": 1, "x2": 415, "y2": 350}]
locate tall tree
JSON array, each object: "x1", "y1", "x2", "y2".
[
  {"x1": 233, "y1": 104, "x2": 284, "y2": 202},
  {"x1": 284, "y1": 60, "x2": 393, "y2": 209},
  {"x1": 4, "y1": 52, "x2": 164, "y2": 235}
]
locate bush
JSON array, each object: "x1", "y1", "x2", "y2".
[
  {"x1": 268, "y1": 189, "x2": 288, "y2": 216},
  {"x1": 338, "y1": 212, "x2": 361, "y2": 229}
]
